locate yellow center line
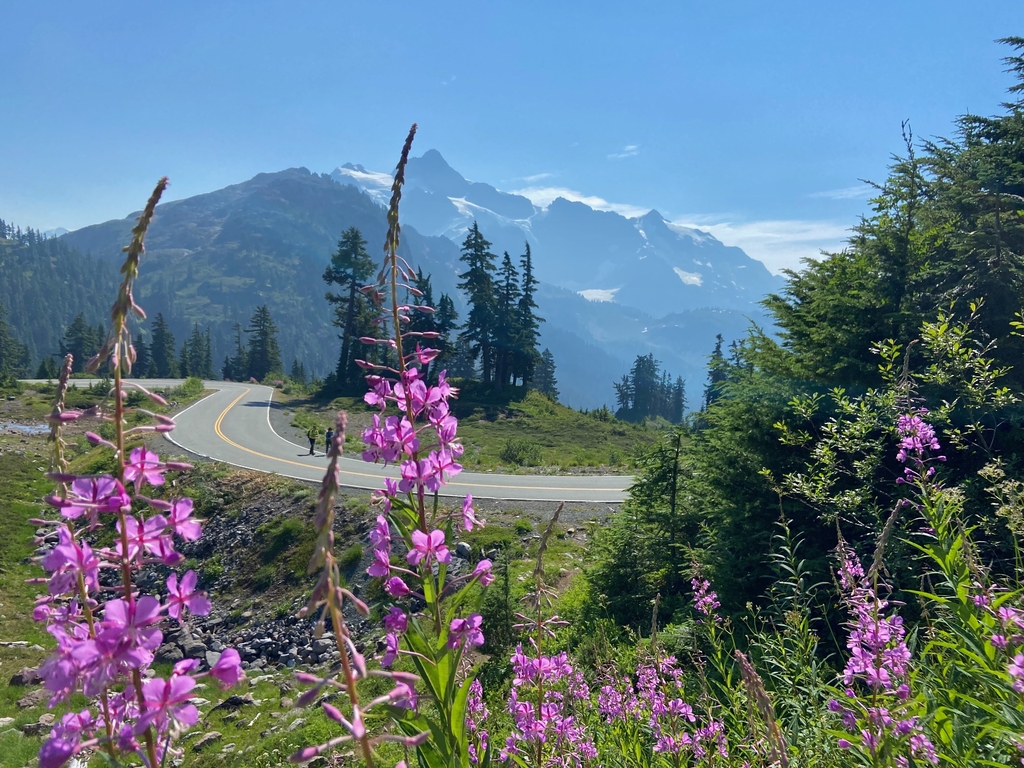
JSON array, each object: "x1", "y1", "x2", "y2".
[{"x1": 211, "y1": 387, "x2": 628, "y2": 494}]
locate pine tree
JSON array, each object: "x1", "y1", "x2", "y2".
[
  {"x1": 60, "y1": 313, "x2": 100, "y2": 373},
  {"x1": 433, "y1": 294, "x2": 459, "y2": 378},
  {"x1": 290, "y1": 358, "x2": 307, "y2": 384},
  {"x1": 132, "y1": 333, "x2": 150, "y2": 378},
  {"x1": 324, "y1": 227, "x2": 376, "y2": 390},
  {"x1": 148, "y1": 313, "x2": 178, "y2": 378},
  {"x1": 493, "y1": 252, "x2": 522, "y2": 389},
  {"x1": 35, "y1": 356, "x2": 60, "y2": 379},
  {"x1": 513, "y1": 242, "x2": 543, "y2": 386},
  {"x1": 703, "y1": 334, "x2": 726, "y2": 410},
  {"x1": 456, "y1": 222, "x2": 499, "y2": 384},
  {"x1": 0, "y1": 303, "x2": 30, "y2": 379},
  {"x1": 670, "y1": 376, "x2": 686, "y2": 424},
  {"x1": 533, "y1": 348, "x2": 559, "y2": 401},
  {"x1": 245, "y1": 305, "x2": 282, "y2": 381},
  {"x1": 222, "y1": 323, "x2": 248, "y2": 381}
]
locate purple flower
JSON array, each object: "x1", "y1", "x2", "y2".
[
  {"x1": 896, "y1": 412, "x2": 941, "y2": 463},
  {"x1": 167, "y1": 498, "x2": 202, "y2": 541},
  {"x1": 53, "y1": 476, "x2": 129, "y2": 522},
  {"x1": 382, "y1": 633, "x2": 400, "y2": 667},
  {"x1": 473, "y1": 559, "x2": 494, "y2": 587},
  {"x1": 462, "y1": 494, "x2": 481, "y2": 532},
  {"x1": 385, "y1": 577, "x2": 411, "y2": 597},
  {"x1": 448, "y1": 614, "x2": 484, "y2": 649},
  {"x1": 369, "y1": 515, "x2": 391, "y2": 552},
  {"x1": 166, "y1": 570, "x2": 211, "y2": 621},
  {"x1": 123, "y1": 447, "x2": 167, "y2": 491},
  {"x1": 407, "y1": 529, "x2": 451, "y2": 566},
  {"x1": 139, "y1": 674, "x2": 198, "y2": 733},
  {"x1": 209, "y1": 648, "x2": 244, "y2": 687},
  {"x1": 367, "y1": 547, "x2": 391, "y2": 578},
  {"x1": 384, "y1": 606, "x2": 408, "y2": 634}
]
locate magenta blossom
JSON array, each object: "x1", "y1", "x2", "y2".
[
  {"x1": 384, "y1": 606, "x2": 408, "y2": 634},
  {"x1": 407, "y1": 529, "x2": 451, "y2": 566},
  {"x1": 385, "y1": 577, "x2": 411, "y2": 597},
  {"x1": 167, "y1": 498, "x2": 202, "y2": 541},
  {"x1": 473, "y1": 559, "x2": 494, "y2": 587},
  {"x1": 166, "y1": 570, "x2": 211, "y2": 621},
  {"x1": 123, "y1": 447, "x2": 167, "y2": 491},
  {"x1": 462, "y1": 494, "x2": 481, "y2": 532},
  {"x1": 382, "y1": 633, "x2": 400, "y2": 667},
  {"x1": 368, "y1": 547, "x2": 392, "y2": 578},
  {"x1": 209, "y1": 648, "x2": 244, "y2": 688},
  {"x1": 448, "y1": 614, "x2": 484, "y2": 649}
]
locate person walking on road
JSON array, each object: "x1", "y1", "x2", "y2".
[
  {"x1": 325, "y1": 427, "x2": 335, "y2": 455},
  {"x1": 306, "y1": 425, "x2": 320, "y2": 455}
]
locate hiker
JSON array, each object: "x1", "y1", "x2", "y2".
[
  {"x1": 325, "y1": 427, "x2": 334, "y2": 455},
  {"x1": 306, "y1": 426, "x2": 320, "y2": 455}
]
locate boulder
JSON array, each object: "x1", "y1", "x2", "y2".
[
  {"x1": 156, "y1": 643, "x2": 184, "y2": 664},
  {"x1": 8, "y1": 667, "x2": 40, "y2": 686},
  {"x1": 16, "y1": 688, "x2": 49, "y2": 708},
  {"x1": 455, "y1": 541, "x2": 473, "y2": 559},
  {"x1": 192, "y1": 731, "x2": 222, "y2": 751}
]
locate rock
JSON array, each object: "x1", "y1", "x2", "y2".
[
  {"x1": 21, "y1": 720, "x2": 50, "y2": 736},
  {"x1": 8, "y1": 667, "x2": 40, "y2": 686},
  {"x1": 192, "y1": 731, "x2": 222, "y2": 750},
  {"x1": 180, "y1": 634, "x2": 207, "y2": 658},
  {"x1": 156, "y1": 643, "x2": 184, "y2": 664},
  {"x1": 0, "y1": 717, "x2": 14, "y2": 728},
  {"x1": 0, "y1": 728, "x2": 21, "y2": 739},
  {"x1": 205, "y1": 650, "x2": 221, "y2": 669},
  {"x1": 455, "y1": 541, "x2": 473, "y2": 559},
  {"x1": 16, "y1": 688, "x2": 49, "y2": 708},
  {"x1": 280, "y1": 697, "x2": 294, "y2": 710},
  {"x1": 211, "y1": 693, "x2": 255, "y2": 712},
  {"x1": 286, "y1": 717, "x2": 307, "y2": 732},
  {"x1": 39, "y1": 713, "x2": 56, "y2": 726}
]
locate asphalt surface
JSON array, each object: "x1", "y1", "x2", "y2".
[{"x1": 32, "y1": 379, "x2": 631, "y2": 503}]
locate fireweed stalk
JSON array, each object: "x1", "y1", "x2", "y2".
[
  {"x1": 291, "y1": 124, "x2": 495, "y2": 767},
  {"x1": 827, "y1": 411, "x2": 942, "y2": 767},
  {"x1": 30, "y1": 178, "x2": 245, "y2": 768},
  {"x1": 500, "y1": 504, "x2": 598, "y2": 768}
]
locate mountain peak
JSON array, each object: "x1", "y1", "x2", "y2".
[{"x1": 407, "y1": 149, "x2": 468, "y2": 196}]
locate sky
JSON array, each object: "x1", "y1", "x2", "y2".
[{"x1": 1, "y1": 1, "x2": 1021, "y2": 273}]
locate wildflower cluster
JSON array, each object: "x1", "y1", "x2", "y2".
[
  {"x1": 292, "y1": 124, "x2": 494, "y2": 768},
  {"x1": 31, "y1": 180, "x2": 244, "y2": 768}
]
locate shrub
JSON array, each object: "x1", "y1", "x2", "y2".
[
  {"x1": 174, "y1": 376, "x2": 204, "y2": 397},
  {"x1": 338, "y1": 543, "x2": 363, "y2": 571},
  {"x1": 500, "y1": 438, "x2": 543, "y2": 466}
]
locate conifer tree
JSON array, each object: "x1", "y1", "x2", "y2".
[
  {"x1": 456, "y1": 222, "x2": 499, "y2": 384},
  {"x1": 533, "y1": 347, "x2": 559, "y2": 401},
  {"x1": 493, "y1": 252, "x2": 522, "y2": 389},
  {"x1": 324, "y1": 227, "x2": 376, "y2": 390},
  {"x1": 245, "y1": 305, "x2": 282, "y2": 381},
  {"x1": 0, "y1": 303, "x2": 30, "y2": 379},
  {"x1": 148, "y1": 313, "x2": 178, "y2": 378},
  {"x1": 35, "y1": 356, "x2": 59, "y2": 379},
  {"x1": 514, "y1": 242, "x2": 543, "y2": 386},
  {"x1": 222, "y1": 323, "x2": 248, "y2": 381},
  {"x1": 703, "y1": 334, "x2": 726, "y2": 410},
  {"x1": 290, "y1": 358, "x2": 307, "y2": 384},
  {"x1": 132, "y1": 333, "x2": 150, "y2": 378},
  {"x1": 433, "y1": 294, "x2": 459, "y2": 378},
  {"x1": 60, "y1": 313, "x2": 101, "y2": 374}
]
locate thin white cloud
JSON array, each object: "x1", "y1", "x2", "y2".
[
  {"x1": 671, "y1": 216, "x2": 852, "y2": 275},
  {"x1": 509, "y1": 185, "x2": 650, "y2": 219},
  {"x1": 607, "y1": 144, "x2": 640, "y2": 160},
  {"x1": 520, "y1": 172, "x2": 554, "y2": 183},
  {"x1": 440, "y1": 75, "x2": 457, "y2": 86},
  {"x1": 809, "y1": 184, "x2": 872, "y2": 200}
]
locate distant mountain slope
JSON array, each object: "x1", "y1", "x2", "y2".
[
  {"x1": 49, "y1": 166, "x2": 773, "y2": 408},
  {"x1": 330, "y1": 150, "x2": 784, "y2": 317}
]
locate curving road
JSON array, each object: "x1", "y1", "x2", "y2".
[{"x1": 32, "y1": 379, "x2": 631, "y2": 503}]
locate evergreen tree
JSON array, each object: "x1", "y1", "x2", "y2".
[
  {"x1": 456, "y1": 222, "x2": 499, "y2": 384},
  {"x1": 222, "y1": 323, "x2": 248, "y2": 381},
  {"x1": 493, "y1": 252, "x2": 522, "y2": 389},
  {"x1": 148, "y1": 313, "x2": 178, "y2": 378},
  {"x1": 35, "y1": 356, "x2": 59, "y2": 379},
  {"x1": 513, "y1": 242, "x2": 543, "y2": 386},
  {"x1": 446, "y1": 337, "x2": 477, "y2": 380},
  {"x1": 245, "y1": 305, "x2": 282, "y2": 381},
  {"x1": 533, "y1": 348, "x2": 559, "y2": 401},
  {"x1": 132, "y1": 333, "x2": 150, "y2": 379},
  {"x1": 290, "y1": 358, "x2": 307, "y2": 384},
  {"x1": 433, "y1": 294, "x2": 459, "y2": 377},
  {"x1": 323, "y1": 227, "x2": 376, "y2": 390},
  {"x1": 0, "y1": 303, "x2": 30, "y2": 379},
  {"x1": 703, "y1": 334, "x2": 726, "y2": 411},
  {"x1": 60, "y1": 313, "x2": 100, "y2": 373},
  {"x1": 670, "y1": 376, "x2": 686, "y2": 424}
]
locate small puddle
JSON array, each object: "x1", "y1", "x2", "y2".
[{"x1": 1, "y1": 422, "x2": 48, "y2": 435}]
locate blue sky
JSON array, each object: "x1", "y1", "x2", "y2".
[{"x1": 1, "y1": 1, "x2": 1020, "y2": 272}]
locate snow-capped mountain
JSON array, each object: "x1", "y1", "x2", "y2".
[{"x1": 330, "y1": 150, "x2": 783, "y2": 318}]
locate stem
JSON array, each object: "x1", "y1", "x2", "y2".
[{"x1": 329, "y1": 564, "x2": 376, "y2": 768}]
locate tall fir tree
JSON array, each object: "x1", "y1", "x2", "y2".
[
  {"x1": 456, "y1": 222, "x2": 499, "y2": 384},
  {"x1": 433, "y1": 294, "x2": 459, "y2": 378},
  {"x1": 132, "y1": 332, "x2": 150, "y2": 379},
  {"x1": 493, "y1": 252, "x2": 522, "y2": 389},
  {"x1": 323, "y1": 227, "x2": 376, "y2": 390},
  {"x1": 148, "y1": 313, "x2": 178, "y2": 378},
  {"x1": 222, "y1": 323, "x2": 248, "y2": 381},
  {"x1": 60, "y1": 313, "x2": 100, "y2": 374},
  {"x1": 245, "y1": 305, "x2": 282, "y2": 381},
  {"x1": 514, "y1": 242, "x2": 543, "y2": 386},
  {"x1": 290, "y1": 358, "x2": 307, "y2": 384},
  {"x1": 0, "y1": 303, "x2": 30, "y2": 379},
  {"x1": 533, "y1": 347, "x2": 559, "y2": 402}
]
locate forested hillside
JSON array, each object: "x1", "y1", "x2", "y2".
[{"x1": 0, "y1": 221, "x2": 118, "y2": 371}]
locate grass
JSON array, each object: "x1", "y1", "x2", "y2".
[{"x1": 288, "y1": 380, "x2": 656, "y2": 473}]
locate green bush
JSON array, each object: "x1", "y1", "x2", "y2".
[
  {"x1": 174, "y1": 376, "x2": 204, "y2": 397},
  {"x1": 339, "y1": 543, "x2": 363, "y2": 571},
  {"x1": 499, "y1": 438, "x2": 543, "y2": 467},
  {"x1": 513, "y1": 519, "x2": 533, "y2": 535}
]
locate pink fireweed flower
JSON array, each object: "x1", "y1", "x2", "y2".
[
  {"x1": 384, "y1": 606, "x2": 408, "y2": 634},
  {"x1": 399, "y1": 458, "x2": 439, "y2": 493},
  {"x1": 382, "y1": 633, "x2": 400, "y2": 667},
  {"x1": 53, "y1": 476, "x2": 130, "y2": 522},
  {"x1": 117, "y1": 514, "x2": 172, "y2": 563},
  {"x1": 363, "y1": 376, "x2": 392, "y2": 410},
  {"x1": 369, "y1": 515, "x2": 391, "y2": 552},
  {"x1": 123, "y1": 447, "x2": 167, "y2": 491},
  {"x1": 138, "y1": 674, "x2": 198, "y2": 733},
  {"x1": 1010, "y1": 654, "x2": 1024, "y2": 694},
  {"x1": 394, "y1": 417, "x2": 420, "y2": 456},
  {"x1": 473, "y1": 559, "x2": 494, "y2": 587},
  {"x1": 42, "y1": 528, "x2": 100, "y2": 596},
  {"x1": 896, "y1": 412, "x2": 941, "y2": 463},
  {"x1": 448, "y1": 614, "x2": 484, "y2": 649},
  {"x1": 407, "y1": 529, "x2": 451, "y2": 566},
  {"x1": 209, "y1": 648, "x2": 244, "y2": 688},
  {"x1": 167, "y1": 497, "x2": 202, "y2": 541},
  {"x1": 166, "y1": 570, "x2": 211, "y2": 621},
  {"x1": 462, "y1": 494, "x2": 481, "y2": 531},
  {"x1": 385, "y1": 577, "x2": 411, "y2": 597},
  {"x1": 430, "y1": 449, "x2": 462, "y2": 485},
  {"x1": 368, "y1": 547, "x2": 391, "y2": 578}
]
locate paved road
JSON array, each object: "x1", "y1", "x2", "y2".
[{"x1": 30, "y1": 379, "x2": 630, "y2": 503}]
